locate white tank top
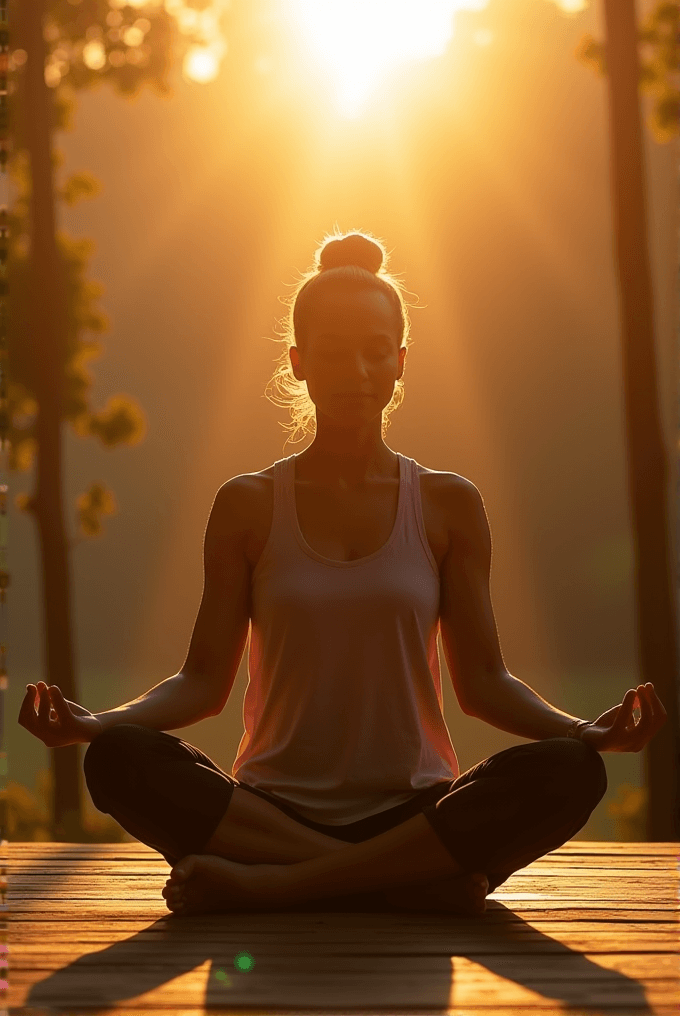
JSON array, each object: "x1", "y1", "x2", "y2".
[{"x1": 231, "y1": 451, "x2": 460, "y2": 824}]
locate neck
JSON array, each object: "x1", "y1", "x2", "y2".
[{"x1": 295, "y1": 439, "x2": 398, "y2": 487}]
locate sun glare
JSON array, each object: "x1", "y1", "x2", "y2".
[
  {"x1": 551, "y1": 0, "x2": 589, "y2": 11},
  {"x1": 184, "y1": 45, "x2": 221, "y2": 83},
  {"x1": 290, "y1": 0, "x2": 489, "y2": 119}
]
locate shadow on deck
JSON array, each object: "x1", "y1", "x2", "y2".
[{"x1": 6, "y1": 840, "x2": 680, "y2": 1015}]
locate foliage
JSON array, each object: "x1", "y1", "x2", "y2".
[
  {"x1": 0, "y1": 769, "x2": 134, "y2": 842},
  {"x1": 607, "y1": 781, "x2": 648, "y2": 841},
  {"x1": 12, "y1": 1, "x2": 229, "y2": 139},
  {"x1": 75, "y1": 481, "x2": 118, "y2": 539},
  {"x1": 575, "y1": 0, "x2": 679, "y2": 143},
  {"x1": 10, "y1": 2, "x2": 228, "y2": 541},
  {"x1": 8, "y1": 149, "x2": 145, "y2": 540}
]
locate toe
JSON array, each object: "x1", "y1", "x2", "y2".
[
  {"x1": 163, "y1": 884, "x2": 184, "y2": 905},
  {"x1": 165, "y1": 888, "x2": 186, "y2": 912},
  {"x1": 171, "y1": 855, "x2": 197, "y2": 882}
]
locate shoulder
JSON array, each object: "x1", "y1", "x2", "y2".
[
  {"x1": 211, "y1": 470, "x2": 268, "y2": 521},
  {"x1": 417, "y1": 464, "x2": 482, "y2": 507},
  {"x1": 419, "y1": 468, "x2": 489, "y2": 557},
  {"x1": 211, "y1": 465, "x2": 275, "y2": 529}
]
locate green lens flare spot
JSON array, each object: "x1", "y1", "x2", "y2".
[
  {"x1": 214, "y1": 968, "x2": 232, "y2": 985},
  {"x1": 234, "y1": 951, "x2": 255, "y2": 971}
]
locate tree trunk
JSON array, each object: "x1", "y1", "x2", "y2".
[
  {"x1": 22, "y1": 0, "x2": 84, "y2": 840},
  {"x1": 603, "y1": 0, "x2": 680, "y2": 840}
]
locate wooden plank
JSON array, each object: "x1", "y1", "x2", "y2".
[
  {"x1": 7, "y1": 857, "x2": 678, "y2": 871},
  {"x1": 7, "y1": 840, "x2": 680, "y2": 854},
  {"x1": 7, "y1": 871, "x2": 678, "y2": 886},
  {"x1": 6, "y1": 876, "x2": 677, "y2": 896},
  {"x1": 9, "y1": 926, "x2": 679, "y2": 943},
  {"x1": 9, "y1": 914, "x2": 680, "y2": 930},
  {"x1": 9, "y1": 939, "x2": 680, "y2": 967},
  {"x1": 6, "y1": 898, "x2": 678, "y2": 914},
  {"x1": 10, "y1": 930, "x2": 680, "y2": 950},
  {"x1": 10, "y1": 1009, "x2": 680, "y2": 1016},
  {"x1": 10, "y1": 972, "x2": 680, "y2": 1010},
  {"x1": 7, "y1": 854, "x2": 678, "y2": 866}
]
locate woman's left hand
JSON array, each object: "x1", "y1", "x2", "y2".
[{"x1": 581, "y1": 682, "x2": 667, "y2": 752}]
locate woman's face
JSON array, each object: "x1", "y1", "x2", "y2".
[{"x1": 289, "y1": 283, "x2": 406, "y2": 424}]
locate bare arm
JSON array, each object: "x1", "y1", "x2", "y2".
[
  {"x1": 438, "y1": 477, "x2": 587, "y2": 738},
  {"x1": 437, "y1": 477, "x2": 666, "y2": 750},
  {"x1": 20, "y1": 668, "x2": 221, "y2": 748},
  {"x1": 468, "y1": 673, "x2": 587, "y2": 740},
  {"x1": 20, "y1": 478, "x2": 251, "y2": 748},
  {"x1": 93, "y1": 671, "x2": 219, "y2": 734},
  {"x1": 96, "y1": 478, "x2": 251, "y2": 734}
]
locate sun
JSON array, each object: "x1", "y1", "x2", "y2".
[{"x1": 289, "y1": 0, "x2": 489, "y2": 119}]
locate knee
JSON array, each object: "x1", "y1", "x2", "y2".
[
  {"x1": 547, "y1": 737, "x2": 608, "y2": 806},
  {"x1": 582, "y1": 741, "x2": 608, "y2": 804},
  {"x1": 83, "y1": 724, "x2": 150, "y2": 791}
]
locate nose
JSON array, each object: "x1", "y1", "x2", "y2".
[{"x1": 339, "y1": 355, "x2": 372, "y2": 385}]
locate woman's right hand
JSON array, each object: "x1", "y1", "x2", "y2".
[{"x1": 18, "y1": 682, "x2": 103, "y2": 747}]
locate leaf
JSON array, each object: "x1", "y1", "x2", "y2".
[
  {"x1": 59, "y1": 170, "x2": 101, "y2": 207},
  {"x1": 574, "y1": 33, "x2": 606, "y2": 76},
  {"x1": 75, "y1": 481, "x2": 118, "y2": 539},
  {"x1": 574, "y1": 1, "x2": 678, "y2": 143},
  {"x1": 86, "y1": 394, "x2": 147, "y2": 447}
]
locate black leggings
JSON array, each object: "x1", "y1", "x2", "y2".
[{"x1": 83, "y1": 725, "x2": 607, "y2": 896}]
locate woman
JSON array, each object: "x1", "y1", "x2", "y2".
[{"x1": 19, "y1": 230, "x2": 667, "y2": 919}]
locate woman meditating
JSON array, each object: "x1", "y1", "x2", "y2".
[{"x1": 20, "y1": 230, "x2": 666, "y2": 918}]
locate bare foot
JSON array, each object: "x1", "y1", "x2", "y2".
[
  {"x1": 162, "y1": 855, "x2": 282, "y2": 915},
  {"x1": 382, "y1": 872, "x2": 489, "y2": 916}
]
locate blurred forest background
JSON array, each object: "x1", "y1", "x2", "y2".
[{"x1": 8, "y1": 0, "x2": 679, "y2": 842}]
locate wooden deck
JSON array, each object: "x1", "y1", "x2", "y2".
[{"x1": 5, "y1": 840, "x2": 679, "y2": 1015}]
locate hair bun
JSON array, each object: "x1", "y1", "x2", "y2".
[{"x1": 318, "y1": 232, "x2": 384, "y2": 274}]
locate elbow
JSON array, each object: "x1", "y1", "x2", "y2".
[
  {"x1": 461, "y1": 669, "x2": 509, "y2": 718},
  {"x1": 461, "y1": 670, "x2": 508, "y2": 719}
]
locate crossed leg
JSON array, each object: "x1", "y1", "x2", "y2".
[
  {"x1": 199, "y1": 786, "x2": 350, "y2": 863},
  {"x1": 83, "y1": 725, "x2": 488, "y2": 915},
  {"x1": 162, "y1": 787, "x2": 489, "y2": 916}
]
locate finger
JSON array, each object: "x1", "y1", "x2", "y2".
[
  {"x1": 614, "y1": 689, "x2": 637, "y2": 732},
  {"x1": 632, "y1": 685, "x2": 652, "y2": 741},
  {"x1": 649, "y1": 685, "x2": 667, "y2": 720},
  {"x1": 639, "y1": 684, "x2": 656, "y2": 723},
  {"x1": 48, "y1": 686, "x2": 69, "y2": 722},
  {"x1": 628, "y1": 685, "x2": 658, "y2": 750},
  {"x1": 42, "y1": 684, "x2": 59, "y2": 724},
  {"x1": 18, "y1": 685, "x2": 38, "y2": 730},
  {"x1": 643, "y1": 683, "x2": 668, "y2": 731},
  {"x1": 613, "y1": 690, "x2": 638, "y2": 739},
  {"x1": 37, "y1": 682, "x2": 51, "y2": 725},
  {"x1": 640, "y1": 684, "x2": 659, "y2": 730}
]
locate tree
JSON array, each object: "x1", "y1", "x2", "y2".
[
  {"x1": 576, "y1": 0, "x2": 680, "y2": 839},
  {"x1": 10, "y1": 0, "x2": 227, "y2": 839}
]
